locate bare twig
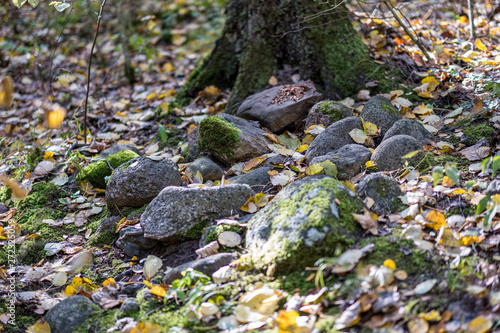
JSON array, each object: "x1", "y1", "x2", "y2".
[
  {"x1": 84, "y1": 0, "x2": 108, "y2": 145},
  {"x1": 468, "y1": 0, "x2": 476, "y2": 40},
  {"x1": 383, "y1": 0, "x2": 431, "y2": 62}
]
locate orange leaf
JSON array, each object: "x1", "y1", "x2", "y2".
[{"x1": 425, "y1": 211, "x2": 446, "y2": 231}]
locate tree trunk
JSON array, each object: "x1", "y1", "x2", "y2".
[{"x1": 178, "y1": 0, "x2": 383, "y2": 109}]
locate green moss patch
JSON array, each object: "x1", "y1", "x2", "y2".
[
  {"x1": 411, "y1": 152, "x2": 470, "y2": 172},
  {"x1": 76, "y1": 149, "x2": 139, "y2": 188},
  {"x1": 198, "y1": 116, "x2": 241, "y2": 158},
  {"x1": 461, "y1": 122, "x2": 494, "y2": 146}
]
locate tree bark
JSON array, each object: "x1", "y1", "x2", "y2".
[{"x1": 178, "y1": 0, "x2": 383, "y2": 109}]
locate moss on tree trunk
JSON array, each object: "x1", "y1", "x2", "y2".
[{"x1": 178, "y1": 0, "x2": 394, "y2": 108}]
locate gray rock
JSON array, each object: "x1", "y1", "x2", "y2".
[
  {"x1": 0, "y1": 204, "x2": 8, "y2": 214},
  {"x1": 141, "y1": 185, "x2": 253, "y2": 242},
  {"x1": 305, "y1": 117, "x2": 363, "y2": 161},
  {"x1": 246, "y1": 175, "x2": 364, "y2": 272},
  {"x1": 100, "y1": 143, "x2": 141, "y2": 158},
  {"x1": 356, "y1": 173, "x2": 403, "y2": 215},
  {"x1": 485, "y1": 180, "x2": 500, "y2": 195},
  {"x1": 163, "y1": 253, "x2": 236, "y2": 284},
  {"x1": 96, "y1": 216, "x2": 121, "y2": 235},
  {"x1": 229, "y1": 167, "x2": 272, "y2": 193},
  {"x1": 236, "y1": 80, "x2": 322, "y2": 133},
  {"x1": 198, "y1": 114, "x2": 273, "y2": 164},
  {"x1": 121, "y1": 284, "x2": 145, "y2": 297},
  {"x1": 304, "y1": 100, "x2": 354, "y2": 129},
  {"x1": 120, "y1": 298, "x2": 140, "y2": 314},
  {"x1": 186, "y1": 157, "x2": 224, "y2": 182},
  {"x1": 116, "y1": 226, "x2": 159, "y2": 257},
  {"x1": 187, "y1": 126, "x2": 200, "y2": 161},
  {"x1": 310, "y1": 144, "x2": 372, "y2": 180},
  {"x1": 360, "y1": 95, "x2": 401, "y2": 136},
  {"x1": 383, "y1": 119, "x2": 434, "y2": 144},
  {"x1": 45, "y1": 296, "x2": 98, "y2": 333},
  {"x1": 106, "y1": 157, "x2": 182, "y2": 208},
  {"x1": 371, "y1": 135, "x2": 424, "y2": 171}
]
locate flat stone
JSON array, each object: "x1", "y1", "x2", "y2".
[
  {"x1": 305, "y1": 117, "x2": 363, "y2": 161},
  {"x1": 485, "y1": 179, "x2": 500, "y2": 195},
  {"x1": 371, "y1": 135, "x2": 424, "y2": 171},
  {"x1": 360, "y1": 95, "x2": 401, "y2": 136},
  {"x1": 310, "y1": 144, "x2": 372, "y2": 180},
  {"x1": 141, "y1": 185, "x2": 253, "y2": 242},
  {"x1": 198, "y1": 114, "x2": 273, "y2": 164},
  {"x1": 106, "y1": 157, "x2": 182, "y2": 208},
  {"x1": 236, "y1": 80, "x2": 322, "y2": 133}
]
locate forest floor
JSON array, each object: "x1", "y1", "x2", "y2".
[{"x1": 2, "y1": 0, "x2": 500, "y2": 332}]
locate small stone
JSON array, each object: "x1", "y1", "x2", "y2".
[
  {"x1": 186, "y1": 157, "x2": 224, "y2": 182},
  {"x1": 228, "y1": 167, "x2": 272, "y2": 193},
  {"x1": 305, "y1": 117, "x2": 363, "y2": 161},
  {"x1": 116, "y1": 226, "x2": 159, "y2": 257},
  {"x1": 45, "y1": 296, "x2": 98, "y2": 333},
  {"x1": 371, "y1": 135, "x2": 424, "y2": 171},
  {"x1": 360, "y1": 95, "x2": 401, "y2": 136},
  {"x1": 356, "y1": 173, "x2": 403, "y2": 215},
  {"x1": 304, "y1": 100, "x2": 353, "y2": 129},
  {"x1": 120, "y1": 298, "x2": 140, "y2": 314},
  {"x1": 163, "y1": 253, "x2": 236, "y2": 284},
  {"x1": 383, "y1": 119, "x2": 434, "y2": 144},
  {"x1": 99, "y1": 144, "x2": 141, "y2": 158},
  {"x1": 310, "y1": 144, "x2": 372, "y2": 180}
]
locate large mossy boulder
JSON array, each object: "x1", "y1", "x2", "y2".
[
  {"x1": 245, "y1": 175, "x2": 364, "y2": 272},
  {"x1": 197, "y1": 114, "x2": 272, "y2": 164},
  {"x1": 76, "y1": 149, "x2": 139, "y2": 188}
]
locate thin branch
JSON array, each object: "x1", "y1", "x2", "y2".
[
  {"x1": 383, "y1": 0, "x2": 431, "y2": 61},
  {"x1": 468, "y1": 0, "x2": 476, "y2": 40},
  {"x1": 83, "y1": 0, "x2": 107, "y2": 145}
]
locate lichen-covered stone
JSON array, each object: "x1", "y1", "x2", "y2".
[
  {"x1": 105, "y1": 157, "x2": 181, "y2": 208},
  {"x1": 45, "y1": 296, "x2": 98, "y2": 333},
  {"x1": 304, "y1": 100, "x2": 354, "y2": 129},
  {"x1": 186, "y1": 157, "x2": 224, "y2": 182},
  {"x1": 371, "y1": 135, "x2": 424, "y2": 171},
  {"x1": 245, "y1": 175, "x2": 364, "y2": 272},
  {"x1": 141, "y1": 184, "x2": 253, "y2": 242},
  {"x1": 360, "y1": 95, "x2": 401, "y2": 136},
  {"x1": 305, "y1": 117, "x2": 363, "y2": 161},
  {"x1": 76, "y1": 149, "x2": 139, "y2": 188},
  {"x1": 198, "y1": 114, "x2": 272, "y2": 164},
  {"x1": 383, "y1": 119, "x2": 434, "y2": 144},
  {"x1": 310, "y1": 144, "x2": 372, "y2": 180},
  {"x1": 356, "y1": 173, "x2": 403, "y2": 215},
  {"x1": 99, "y1": 143, "x2": 141, "y2": 158},
  {"x1": 236, "y1": 80, "x2": 322, "y2": 133}
]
